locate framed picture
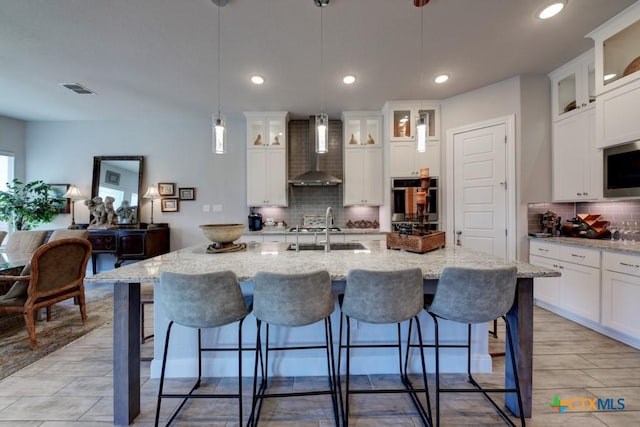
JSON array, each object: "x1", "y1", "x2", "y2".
[
  {"x1": 158, "y1": 182, "x2": 175, "y2": 196},
  {"x1": 160, "y1": 198, "x2": 179, "y2": 212},
  {"x1": 105, "y1": 170, "x2": 121, "y2": 186},
  {"x1": 179, "y1": 187, "x2": 195, "y2": 200},
  {"x1": 49, "y1": 183, "x2": 71, "y2": 214}
]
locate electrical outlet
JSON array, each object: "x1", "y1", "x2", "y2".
[
  {"x1": 202, "y1": 204, "x2": 210, "y2": 212},
  {"x1": 212, "y1": 204, "x2": 223, "y2": 212}
]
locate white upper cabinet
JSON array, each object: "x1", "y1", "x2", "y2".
[
  {"x1": 383, "y1": 101, "x2": 441, "y2": 178},
  {"x1": 588, "y1": 1, "x2": 640, "y2": 95},
  {"x1": 588, "y1": 2, "x2": 640, "y2": 148},
  {"x1": 342, "y1": 111, "x2": 383, "y2": 206},
  {"x1": 383, "y1": 101, "x2": 440, "y2": 142},
  {"x1": 549, "y1": 49, "x2": 595, "y2": 122},
  {"x1": 343, "y1": 111, "x2": 381, "y2": 148},
  {"x1": 244, "y1": 112, "x2": 288, "y2": 149},
  {"x1": 245, "y1": 112, "x2": 289, "y2": 207}
]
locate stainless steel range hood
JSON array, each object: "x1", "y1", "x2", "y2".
[{"x1": 288, "y1": 118, "x2": 342, "y2": 186}]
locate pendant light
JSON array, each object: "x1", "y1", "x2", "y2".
[
  {"x1": 416, "y1": 1, "x2": 428, "y2": 153},
  {"x1": 315, "y1": 0, "x2": 329, "y2": 154},
  {"x1": 213, "y1": 1, "x2": 226, "y2": 154}
]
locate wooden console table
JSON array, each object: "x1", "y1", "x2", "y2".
[{"x1": 83, "y1": 225, "x2": 170, "y2": 273}]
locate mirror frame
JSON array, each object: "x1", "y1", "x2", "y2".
[{"x1": 91, "y1": 155, "x2": 144, "y2": 226}]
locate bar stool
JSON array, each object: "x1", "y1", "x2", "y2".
[
  {"x1": 248, "y1": 270, "x2": 340, "y2": 427},
  {"x1": 425, "y1": 266, "x2": 525, "y2": 427},
  {"x1": 154, "y1": 271, "x2": 252, "y2": 427},
  {"x1": 339, "y1": 268, "x2": 432, "y2": 427}
]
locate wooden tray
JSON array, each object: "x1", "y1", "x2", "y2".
[{"x1": 386, "y1": 231, "x2": 446, "y2": 254}]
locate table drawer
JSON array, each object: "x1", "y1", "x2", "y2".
[{"x1": 89, "y1": 234, "x2": 117, "y2": 252}]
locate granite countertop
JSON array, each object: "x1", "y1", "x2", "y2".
[
  {"x1": 529, "y1": 236, "x2": 640, "y2": 255},
  {"x1": 86, "y1": 240, "x2": 558, "y2": 284}
]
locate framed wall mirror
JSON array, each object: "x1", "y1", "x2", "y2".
[{"x1": 91, "y1": 156, "x2": 144, "y2": 226}]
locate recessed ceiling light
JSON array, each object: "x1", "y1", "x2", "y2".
[
  {"x1": 604, "y1": 73, "x2": 617, "y2": 81},
  {"x1": 251, "y1": 75, "x2": 265, "y2": 85},
  {"x1": 342, "y1": 75, "x2": 356, "y2": 85},
  {"x1": 537, "y1": 1, "x2": 566, "y2": 20},
  {"x1": 434, "y1": 74, "x2": 449, "y2": 84}
]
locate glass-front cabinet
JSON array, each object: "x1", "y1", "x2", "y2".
[
  {"x1": 588, "y1": 1, "x2": 640, "y2": 95},
  {"x1": 384, "y1": 101, "x2": 440, "y2": 142},
  {"x1": 343, "y1": 112, "x2": 381, "y2": 147},
  {"x1": 245, "y1": 112, "x2": 288, "y2": 148},
  {"x1": 342, "y1": 111, "x2": 383, "y2": 206},
  {"x1": 245, "y1": 112, "x2": 289, "y2": 206},
  {"x1": 549, "y1": 49, "x2": 595, "y2": 121},
  {"x1": 588, "y1": 2, "x2": 640, "y2": 148}
]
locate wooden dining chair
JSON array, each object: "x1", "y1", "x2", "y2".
[{"x1": 0, "y1": 238, "x2": 92, "y2": 348}]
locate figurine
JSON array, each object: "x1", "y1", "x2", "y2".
[
  {"x1": 366, "y1": 133, "x2": 375, "y2": 144},
  {"x1": 349, "y1": 133, "x2": 358, "y2": 144},
  {"x1": 254, "y1": 134, "x2": 263, "y2": 145}
]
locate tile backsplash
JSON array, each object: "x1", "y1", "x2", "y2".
[
  {"x1": 252, "y1": 119, "x2": 380, "y2": 228},
  {"x1": 528, "y1": 200, "x2": 640, "y2": 234}
]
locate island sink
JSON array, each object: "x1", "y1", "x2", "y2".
[{"x1": 287, "y1": 242, "x2": 366, "y2": 251}]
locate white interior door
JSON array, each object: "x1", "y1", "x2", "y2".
[{"x1": 453, "y1": 123, "x2": 508, "y2": 259}]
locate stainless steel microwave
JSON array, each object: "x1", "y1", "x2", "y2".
[{"x1": 604, "y1": 141, "x2": 640, "y2": 198}]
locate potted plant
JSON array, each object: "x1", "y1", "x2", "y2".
[{"x1": 0, "y1": 179, "x2": 64, "y2": 230}]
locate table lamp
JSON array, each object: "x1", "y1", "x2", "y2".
[
  {"x1": 143, "y1": 185, "x2": 161, "y2": 228},
  {"x1": 62, "y1": 185, "x2": 84, "y2": 229}
]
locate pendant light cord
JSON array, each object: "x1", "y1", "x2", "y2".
[
  {"x1": 420, "y1": 3, "x2": 424, "y2": 112},
  {"x1": 217, "y1": 3, "x2": 221, "y2": 118},
  {"x1": 320, "y1": 5, "x2": 324, "y2": 112}
]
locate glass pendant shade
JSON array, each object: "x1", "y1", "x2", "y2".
[
  {"x1": 213, "y1": 115, "x2": 226, "y2": 154},
  {"x1": 315, "y1": 113, "x2": 328, "y2": 153},
  {"x1": 416, "y1": 113, "x2": 428, "y2": 153}
]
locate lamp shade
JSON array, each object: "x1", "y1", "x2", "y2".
[
  {"x1": 62, "y1": 185, "x2": 84, "y2": 200},
  {"x1": 143, "y1": 185, "x2": 161, "y2": 200}
]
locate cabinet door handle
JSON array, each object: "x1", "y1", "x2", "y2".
[
  {"x1": 537, "y1": 248, "x2": 549, "y2": 252},
  {"x1": 571, "y1": 253, "x2": 586, "y2": 259},
  {"x1": 620, "y1": 262, "x2": 640, "y2": 268}
]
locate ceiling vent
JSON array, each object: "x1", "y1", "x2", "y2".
[{"x1": 60, "y1": 83, "x2": 96, "y2": 95}]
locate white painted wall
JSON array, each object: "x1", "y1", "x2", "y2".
[
  {"x1": 25, "y1": 116, "x2": 248, "y2": 250},
  {"x1": 440, "y1": 75, "x2": 552, "y2": 261}
]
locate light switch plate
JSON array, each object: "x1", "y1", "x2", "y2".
[{"x1": 212, "y1": 204, "x2": 223, "y2": 212}]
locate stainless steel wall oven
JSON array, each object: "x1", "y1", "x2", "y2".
[{"x1": 391, "y1": 177, "x2": 439, "y2": 231}]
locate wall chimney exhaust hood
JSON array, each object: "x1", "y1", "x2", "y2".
[{"x1": 288, "y1": 118, "x2": 342, "y2": 186}]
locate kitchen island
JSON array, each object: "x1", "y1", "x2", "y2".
[{"x1": 87, "y1": 240, "x2": 558, "y2": 425}]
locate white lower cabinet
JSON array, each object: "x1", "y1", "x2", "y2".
[
  {"x1": 529, "y1": 241, "x2": 600, "y2": 324},
  {"x1": 529, "y1": 254, "x2": 561, "y2": 307},
  {"x1": 530, "y1": 240, "x2": 640, "y2": 349},
  {"x1": 602, "y1": 251, "x2": 640, "y2": 342}
]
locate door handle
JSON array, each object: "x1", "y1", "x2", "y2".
[{"x1": 456, "y1": 230, "x2": 462, "y2": 246}]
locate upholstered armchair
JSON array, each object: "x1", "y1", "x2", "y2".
[{"x1": 0, "y1": 238, "x2": 92, "y2": 348}]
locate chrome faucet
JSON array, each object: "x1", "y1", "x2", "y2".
[{"x1": 325, "y1": 206, "x2": 334, "y2": 252}]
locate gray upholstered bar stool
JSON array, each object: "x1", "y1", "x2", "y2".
[
  {"x1": 154, "y1": 271, "x2": 252, "y2": 427},
  {"x1": 248, "y1": 270, "x2": 340, "y2": 427},
  {"x1": 425, "y1": 266, "x2": 525, "y2": 427},
  {"x1": 339, "y1": 268, "x2": 432, "y2": 427}
]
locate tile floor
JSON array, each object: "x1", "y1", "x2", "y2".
[{"x1": 0, "y1": 301, "x2": 638, "y2": 426}]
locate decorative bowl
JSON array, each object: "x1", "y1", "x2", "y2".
[{"x1": 199, "y1": 224, "x2": 245, "y2": 246}]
